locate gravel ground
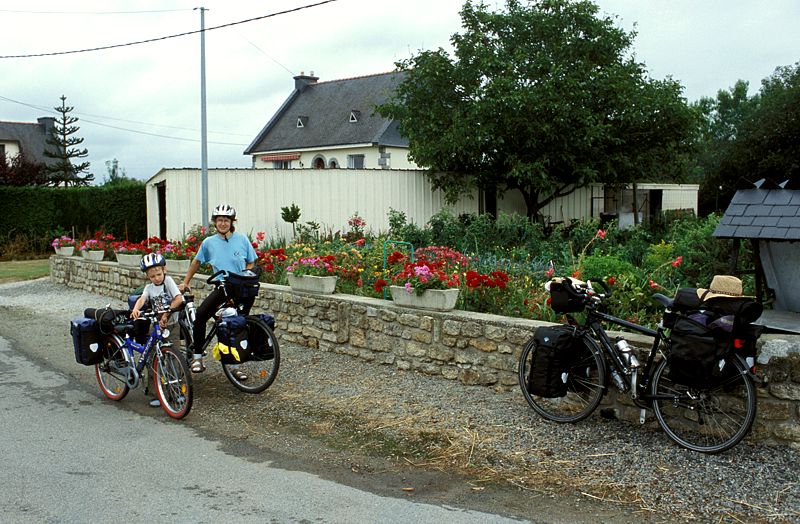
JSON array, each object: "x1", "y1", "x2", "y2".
[{"x1": 1, "y1": 278, "x2": 798, "y2": 523}]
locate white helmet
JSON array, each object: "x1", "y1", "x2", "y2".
[
  {"x1": 211, "y1": 204, "x2": 236, "y2": 221},
  {"x1": 140, "y1": 252, "x2": 166, "y2": 272}
]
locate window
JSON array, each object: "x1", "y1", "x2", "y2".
[
  {"x1": 347, "y1": 154, "x2": 365, "y2": 169},
  {"x1": 273, "y1": 160, "x2": 292, "y2": 169},
  {"x1": 349, "y1": 110, "x2": 361, "y2": 123},
  {"x1": 296, "y1": 116, "x2": 308, "y2": 128}
]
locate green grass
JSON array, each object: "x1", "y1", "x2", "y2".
[{"x1": 0, "y1": 258, "x2": 51, "y2": 284}]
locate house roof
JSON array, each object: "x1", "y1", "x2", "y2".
[
  {"x1": 244, "y1": 72, "x2": 408, "y2": 155},
  {"x1": 0, "y1": 117, "x2": 57, "y2": 166},
  {"x1": 713, "y1": 178, "x2": 800, "y2": 240}
]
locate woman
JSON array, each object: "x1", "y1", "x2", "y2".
[{"x1": 179, "y1": 204, "x2": 257, "y2": 377}]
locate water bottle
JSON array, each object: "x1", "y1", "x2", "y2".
[
  {"x1": 610, "y1": 370, "x2": 628, "y2": 392},
  {"x1": 185, "y1": 299, "x2": 197, "y2": 324},
  {"x1": 615, "y1": 338, "x2": 640, "y2": 368}
]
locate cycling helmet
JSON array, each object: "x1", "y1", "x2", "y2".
[
  {"x1": 211, "y1": 204, "x2": 236, "y2": 221},
  {"x1": 140, "y1": 252, "x2": 166, "y2": 272}
]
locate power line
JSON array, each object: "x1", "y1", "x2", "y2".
[
  {"x1": 0, "y1": 94, "x2": 253, "y2": 138},
  {"x1": 0, "y1": 8, "x2": 191, "y2": 15},
  {"x1": 0, "y1": 0, "x2": 339, "y2": 59}
]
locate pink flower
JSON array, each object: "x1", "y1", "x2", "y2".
[
  {"x1": 671, "y1": 256, "x2": 683, "y2": 268},
  {"x1": 596, "y1": 229, "x2": 607, "y2": 240},
  {"x1": 545, "y1": 267, "x2": 555, "y2": 278},
  {"x1": 256, "y1": 231, "x2": 266, "y2": 242},
  {"x1": 404, "y1": 282, "x2": 413, "y2": 294}
]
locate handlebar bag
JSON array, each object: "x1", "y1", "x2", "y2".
[
  {"x1": 526, "y1": 326, "x2": 578, "y2": 397},
  {"x1": 213, "y1": 314, "x2": 252, "y2": 364},
  {"x1": 226, "y1": 272, "x2": 260, "y2": 300},
  {"x1": 246, "y1": 313, "x2": 276, "y2": 360},
  {"x1": 669, "y1": 314, "x2": 729, "y2": 388},
  {"x1": 70, "y1": 317, "x2": 103, "y2": 365},
  {"x1": 549, "y1": 279, "x2": 585, "y2": 313}
]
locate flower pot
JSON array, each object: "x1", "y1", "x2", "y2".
[
  {"x1": 81, "y1": 250, "x2": 105, "y2": 262},
  {"x1": 115, "y1": 253, "x2": 141, "y2": 267},
  {"x1": 55, "y1": 246, "x2": 74, "y2": 256},
  {"x1": 166, "y1": 258, "x2": 192, "y2": 274},
  {"x1": 389, "y1": 286, "x2": 460, "y2": 311},
  {"x1": 288, "y1": 274, "x2": 337, "y2": 294}
]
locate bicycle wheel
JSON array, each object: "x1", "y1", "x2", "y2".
[
  {"x1": 95, "y1": 338, "x2": 130, "y2": 401},
  {"x1": 518, "y1": 334, "x2": 606, "y2": 422},
  {"x1": 651, "y1": 355, "x2": 756, "y2": 453},
  {"x1": 222, "y1": 318, "x2": 280, "y2": 394},
  {"x1": 179, "y1": 323, "x2": 193, "y2": 363},
  {"x1": 153, "y1": 347, "x2": 193, "y2": 419}
]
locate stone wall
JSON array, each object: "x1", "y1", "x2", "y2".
[{"x1": 50, "y1": 255, "x2": 800, "y2": 447}]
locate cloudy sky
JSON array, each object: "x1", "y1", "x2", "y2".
[{"x1": 1, "y1": 0, "x2": 798, "y2": 182}]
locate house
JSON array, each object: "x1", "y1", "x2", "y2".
[
  {"x1": 244, "y1": 72, "x2": 417, "y2": 170},
  {"x1": 0, "y1": 117, "x2": 56, "y2": 166},
  {"x1": 713, "y1": 177, "x2": 800, "y2": 333}
]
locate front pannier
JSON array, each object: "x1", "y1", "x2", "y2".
[
  {"x1": 669, "y1": 314, "x2": 728, "y2": 388},
  {"x1": 213, "y1": 314, "x2": 251, "y2": 364},
  {"x1": 70, "y1": 317, "x2": 103, "y2": 365},
  {"x1": 526, "y1": 326, "x2": 577, "y2": 397}
]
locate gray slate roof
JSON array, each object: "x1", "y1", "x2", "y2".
[
  {"x1": 0, "y1": 117, "x2": 57, "y2": 166},
  {"x1": 713, "y1": 188, "x2": 800, "y2": 240},
  {"x1": 244, "y1": 72, "x2": 407, "y2": 155}
]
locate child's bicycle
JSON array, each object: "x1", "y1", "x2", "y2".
[
  {"x1": 518, "y1": 277, "x2": 763, "y2": 454},
  {"x1": 89, "y1": 307, "x2": 193, "y2": 419},
  {"x1": 179, "y1": 270, "x2": 280, "y2": 394}
]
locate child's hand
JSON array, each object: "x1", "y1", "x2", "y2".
[{"x1": 131, "y1": 308, "x2": 140, "y2": 320}]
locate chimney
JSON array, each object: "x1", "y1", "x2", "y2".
[
  {"x1": 38, "y1": 116, "x2": 56, "y2": 135},
  {"x1": 294, "y1": 70, "x2": 319, "y2": 93}
]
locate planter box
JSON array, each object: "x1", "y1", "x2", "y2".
[
  {"x1": 166, "y1": 258, "x2": 192, "y2": 274},
  {"x1": 115, "y1": 253, "x2": 141, "y2": 267},
  {"x1": 288, "y1": 274, "x2": 337, "y2": 294},
  {"x1": 81, "y1": 250, "x2": 104, "y2": 262},
  {"x1": 55, "y1": 246, "x2": 75, "y2": 257},
  {"x1": 389, "y1": 286, "x2": 460, "y2": 311}
]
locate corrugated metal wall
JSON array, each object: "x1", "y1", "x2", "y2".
[{"x1": 147, "y1": 168, "x2": 478, "y2": 241}]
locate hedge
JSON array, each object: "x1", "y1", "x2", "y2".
[{"x1": 0, "y1": 183, "x2": 146, "y2": 255}]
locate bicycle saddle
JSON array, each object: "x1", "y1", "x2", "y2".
[{"x1": 651, "y1": 293, "x2": 673, "y2": 308}]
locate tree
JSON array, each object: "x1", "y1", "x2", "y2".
[
  {"x1": 44, "y1": 95, "x2": 94, "y2": 186},
  {"x1": 281, "y1": 202, "x2": 302, "y2": 238},
  {"x1": 377, "y1": 0, "x2": 696, "y2": 220},
  {"x1": 0, "y1": 153, "x2": 48, "y2": 186},
  {"x1": 102, "y1": 158, "x2": 141, "y2": 186}
]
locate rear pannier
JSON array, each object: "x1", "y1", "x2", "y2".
[
  {"x1": 526, "y1": 326, "x2": 578, "y2": 398},
  {"x1": 669, "y1": 313, "x2": 728, "y2": 388},
  {"x1": 246, "y1": 313, "x2": 277, "y2": 360},
  {"x1": 70, "y1": 317, "x2": 103, "y2": 366},
  {"x1": 213, "y1": 314, "x2": 251, "y2": 364}
]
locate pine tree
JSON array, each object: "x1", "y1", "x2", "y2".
[{"x1": 44, "y1": 95, "x2": 94, "y2": 186}]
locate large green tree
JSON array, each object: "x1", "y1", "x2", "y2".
[
  {"x1": 0, "y1": 153, "x2": 48, "y2": 186},
  {"x1": 377, "y1": 0, "x2": 696, "y2": 220},
  {"x1": 44, "y1": 95, "x2": 94, "y2": 186}
]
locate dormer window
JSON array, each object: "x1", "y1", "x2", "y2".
[
  {"x1": 349, "y1": 110, "x2": 360, "y2": 123},
  {"x1": 297, "y1": 116, "x2": 308, "y2": 128}
]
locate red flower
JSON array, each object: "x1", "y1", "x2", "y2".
[
  {"x1": 355, "y1": 238, "x2": 366, "y2": 246},
  {"x1": 373, "y1": 279, "x2": 388, "y2": 293},
  {"x1": 596, "y1": 229, "x2": 607, "y2": 240},
  {"x1": 671, "y1": 256, "x2": 683, "y2": 268},
  {"x1": 545, "y1": 267, "x2": 555, "y2": 278},
  {"x1": 648, "y1": 279, "x2": 659, "y2": 289},
  {"x1": 607, "y1": 276, "x2": 616, "y2": 286},
  {"x1": 387, "y1": 251, "x2": 405, "y2": 265}
]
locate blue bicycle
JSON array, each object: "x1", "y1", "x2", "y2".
[{"x1": 89, "y1": 307, "x2": 193, "y2": 419}]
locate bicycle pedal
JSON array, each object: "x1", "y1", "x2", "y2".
[{"x1": 639, "y1": 409, "x2": 647, "y2": 425}]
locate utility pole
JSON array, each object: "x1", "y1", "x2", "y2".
[{"x1": 195, "y1": 7, "x2": 209, "y2": 226}]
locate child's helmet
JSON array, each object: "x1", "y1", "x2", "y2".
[
  {"x1": 211, "y1": 204, "x2": 236, "y2": 221},
  {"x1": 140, "y1": 252, "x2": 166, "y2": 272}
]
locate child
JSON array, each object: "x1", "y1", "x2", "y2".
[{"x1": 131, "y1": 252, "x2": 184, "y2": 407}]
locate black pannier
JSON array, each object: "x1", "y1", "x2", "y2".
[
  {"x1": 526, "y1": 326, "x2": 577, "y2": 397},
  {"x1": 669, "y1": 314, "x2": 729, "y2": 388},
  {"x1": 70, "y1": 317, "x2": 103, "y2": 365},
  {"x1": 214, "y1": 314, "x2": 251, "y2": 364},
  {"x1": 226, "y1": 271, "x2": 260, "y2": 300},
  {"x1": 246, "y1": 313, "x2": 277, "y2": 360},
  {"x1": 549, "y1": 279, "x2": 585, "y2": 313}
]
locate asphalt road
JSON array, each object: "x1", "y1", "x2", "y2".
[{"x1": 0, "y1": 334, "x2": 524, "y2": 523}]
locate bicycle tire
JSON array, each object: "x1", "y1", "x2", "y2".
[
  {"x1": 179, "y1": 323, "x2": 193, "y2": 363},
  {"x1": 651, "y1": 355, "x2": 756, "y2": 454},
  {"x1": 221, "y1": 318, "x2": 280, "y2": 394},
  {"x1": 95, "y1": 338, "x2": 130, "y2": 401},
  {"x1": 518, "y1": 333, "x2": 606, "y2": 423},
  {"x1": 153, "y1": 347, "x2": 193, "y2": 419}
]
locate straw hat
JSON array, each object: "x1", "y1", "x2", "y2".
[{"x1": 697, "y1": 275, "x2": 751, "y2": 300}]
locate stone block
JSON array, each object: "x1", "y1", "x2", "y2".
[
  {"x1": 411, "y1": 330, "x2": 432, "y2": 344},
  {"x1": 429, "y1": 346, "x2": 454, "y2": 362},
  {"x1": 398, "y1": 313, "x2": 421, "y2": 327},
  {"x1": 396, "y1": 359, "x2": 411, "y2": 370},
  {"x1": 506, "y1": 327, "x2": 533, "y2": 345},
  {"x1": 442, "y1": 366, "x2": 459, "y2": 380},
  {"x1": 350, "y1": 328, "x2": 367, "y2": 348},
  {"x1": 459, "y1": 368, "x2": 480, "y2": 385},
  {"x1": 358, "y1": 349, "x2": 376, "y2": 361},
  {"x1": 469, "y1": 338, "x2": 497, "y2": 353},
  {"x1": 405, "y1": 341, "x2": 427, "y2": 357},
  {"x1": 461, "y1": 322, "x2": 482, "y2": 338},
  {"x1": 367, "y1": 318, "x2": 384, "y2": 332},
  {"x1": 441, "y1": 335, "x2": 457, "y2": 347},
  {"x1": 379, "y1": 309, "x2": 397, "y2": 322},
  {"x1": 302, "y1": 326, "x2": 323, "y2": 339},
  {"x1": 769, "y1": 383, "x2": 800, "y2": 401},
  {"x1": 443, "y1": 319, "x2": 461, "y2": 336},
  {"x1": 757, "y1": 400, "x2": 792, "y2": 420},
  {"x1": 497, "y1": 343, "x2": 514, "y2": 355},
  {"x1": 485, "y1": 325, "x2": 506, "y2": 341}
]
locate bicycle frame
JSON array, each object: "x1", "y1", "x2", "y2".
[{"x1": 108, "y1": 316, "x2": 168, "y2": 390}]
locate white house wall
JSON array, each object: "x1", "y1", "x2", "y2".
[
  {"x1": 252, "y1": 145, "x2": 419, "y2": 170},
  {"x1": 147, "y1": 168, "x2": 478, "y2": 241}
]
